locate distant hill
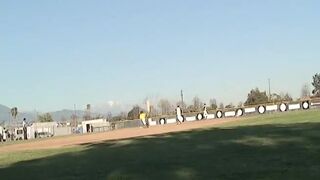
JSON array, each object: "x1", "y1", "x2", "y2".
[
  {"x1": 0, "y1": 104, "x2": 96, "y2": 123},
  {"x1": 50, "y1": 109, "x2": 87, "y2": 122},
  {"x1": 0, "y1": 104, "x2": 11, "y2": 123}
]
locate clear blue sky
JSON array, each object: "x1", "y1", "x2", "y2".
[{"x1": 1, "y1": 0, "x2": 320, "y2": 112}]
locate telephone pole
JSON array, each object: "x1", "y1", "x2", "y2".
[
  {"x1": 268, "y1": 78, "x2": 271, "y2": 101},
  {"x1": 73, "y1": 104, "x2": 78, "y2": 128},
  {"x1": 180, "y1": 90, "x2": 184, "y2": 107}
]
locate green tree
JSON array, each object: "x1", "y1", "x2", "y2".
[
  {"x1": 38, "y1": 113, "x2": 54, "y2": 122},
  {"x1": 244, "y1": 88, "x2": 269, "y2": 106},
  {"x1": 312, "y1": 73, "x2": 320, "y2": 97}
]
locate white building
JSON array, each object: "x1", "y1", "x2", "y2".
[
  {"x1": 28, "y1": 122, "x2": 57, "y2": 139},
  {"x1": 27, "y1": 122, "x2": 73, "y2": 139},
  {"x1": 82, "y1": 119, "x2": 110, "y2": 133}
]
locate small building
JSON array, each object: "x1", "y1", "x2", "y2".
[
  {"x1": 82, "y1": 119, "x2": 110, "y2": 133},
  {"x1": 27, "y1": 121, "x2": 73, "y2": 139},
  {"x1": 28, "y1": 122, "x2": 57, "y2": 139}
]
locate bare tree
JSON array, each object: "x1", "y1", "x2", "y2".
[
  {"x1": 158, "y1": 99, "x2": 172, "y2": 115},
  {"x1": 209, "y1": 98, "x2": 217, "y2": 110},
  {"x1": 270, "y1": 93, "x2": 282, "y2": 103},
  {"x1": 70, "y1": 114, "x2": 78, "y2": 127},
  {"x1": 148, "y1": 105, "x2": 158, "y2": 117},
  {"x1": 280, "y1": 92, "x2": 293, "y2": 102},
  {"x1": 219, "y1": 103, "x2": 224, "y2": 109},
  {"x1": 106, "y1": 112, "x2": 112, "y2": 121},
  {"x1": 225, "y1": 103, "x2": 235, "y2": 109},
  {"x1": 176, "y1": 101, "x2": 187, "y2": 110},
  {"x1": 301, "y1": 83, "x2": 311, "y2": 98},
  {"x1": 119, "y1": 112, "x2": 127, "y2": 120},
  {"x1": 192, "y1": 96, "x2": 202, "y2": 111}
]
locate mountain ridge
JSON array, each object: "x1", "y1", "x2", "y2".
[{"x1": 0, "y1": 104, "x2": 90, "y2": 123}]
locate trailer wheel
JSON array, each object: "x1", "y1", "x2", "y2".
[
  {"x1": 216, "y1": 110, "x2": 223, "y2": 118},
  {"x1": 236, "y1": 108, "x2": 244, "y2": 117},
  {"x1": 257, "y1": 105, "x2": 266, "y2": 114},
  {"x1": 196, "y1": 113, "x2": 204, "y2": 120},
  {"x1": 302, "y1": 101, "x2": 310, "y2": 110},
  {"x1": 279, "y1": 103, "x2": 288, "y2": 112},
  {"x1": 159, "y1": 118, "x2": 167, "y2": 125}
]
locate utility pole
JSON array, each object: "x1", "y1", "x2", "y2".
[
  {"x1": 73, "y1": 104, "x2": 78, "y2": 128},
  {"x1": 268, "y1": 78, "x2": 271, "y2": 101},
  {"x1": 86, "y1": 104, "x2": 91, "y2": 120},
  {"x1": 180, "y1": 90, "x2": 184, "y2": 108}
]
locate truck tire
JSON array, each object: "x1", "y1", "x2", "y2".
[
  {"x1": 279, "y1": 103, "x2": 288, "y2": 112},
  {"x1": 302, "y1": 101, "x2": 310, "y2": 110},
  {"x1": 216, "y1": 110, "x2": 223, "y2": 118},
  {"x1": 196, "y1": 113, "x2": 204, "y2": 120},
  {"x1": 236, "y1": 108, "x2": 244, "y2": 117},
  {"x1": 257, "y1": 105, "x2": 266, "y2": 114},
  {"x1": 159, "y1": 118, "x2": 167, "y2": 125}
]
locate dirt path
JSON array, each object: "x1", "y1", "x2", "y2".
[{"x1": 0, "y1": 118, "x2": 241, "y2": 153}]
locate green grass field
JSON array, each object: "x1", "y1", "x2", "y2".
[{"x1": 1, "y1": 110, "x2": 320, "y2": 180}]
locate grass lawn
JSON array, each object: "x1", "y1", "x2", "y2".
[{"x1": 0, "y1": 110, "x2": 320, "y2": 179}]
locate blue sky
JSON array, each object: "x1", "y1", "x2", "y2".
[{"x1": 1, "y1": 0, "x2": 320, "y2": 112}]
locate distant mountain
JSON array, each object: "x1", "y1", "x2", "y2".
[
  {"x1": 23, "y1": 110, "x2": 89, "y2": 122},
  {"x1": 0, "y1": 104, "x2": 92, "y2": 123},
  {"x1": 0, "y1": 104, "x2": 11, "y2": 123},
  {"x1": 0, "y1": 103, "x2": 114, "y2": 124},
  {"x1": 50, "y1": 109, "x2": 87, "y2": 122}
]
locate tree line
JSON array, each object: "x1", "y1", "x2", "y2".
[
  {"x1": 123, "y1": 73, "x2": 320, "y2": 120},
  {"x1": 23, "y1": 73, "x2": 320, "y2": 122}
]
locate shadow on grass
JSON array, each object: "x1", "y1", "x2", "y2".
[{"x1": 1, "y1": 123, "x2": 320, "y2": 180}]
